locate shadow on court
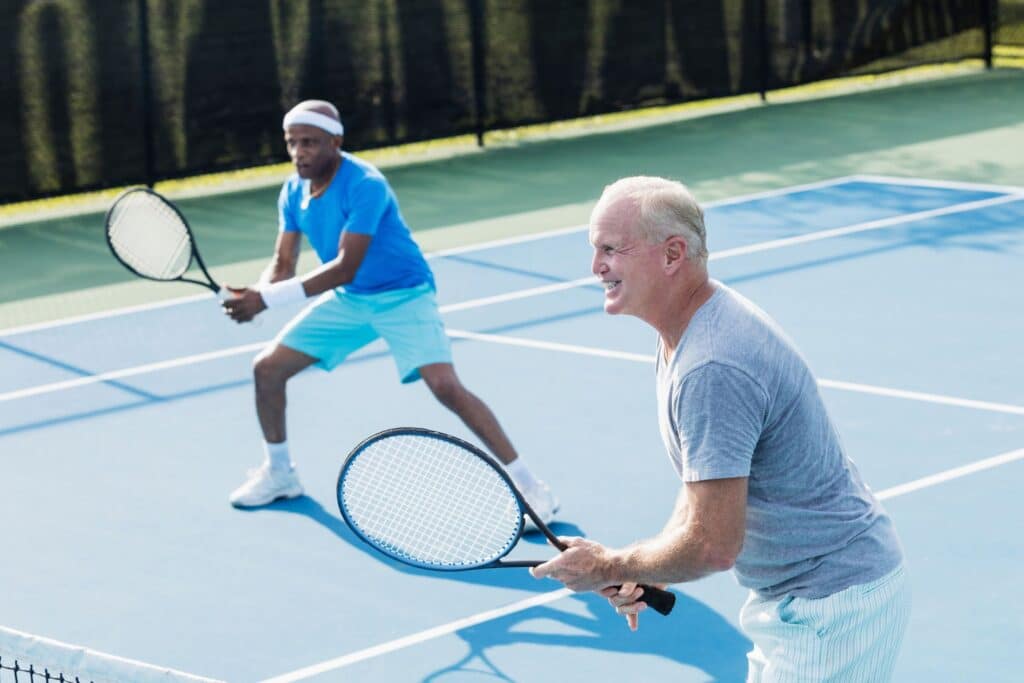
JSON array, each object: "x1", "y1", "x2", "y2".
[
  {"x1": 422, "y1": 591, "x2": 750, "y2": 683},
  {"x1": 248, "y1": 497, "x2": 750, "y2": 681},
  {"x1": 246, "y1": 495, "x2": 589, "y2": 592}
]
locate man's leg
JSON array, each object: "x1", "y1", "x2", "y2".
[
  {"x1": 739, "y1": 566, "x2": 911, "y2": 682},
  {"x1": 419, "y1": 362, "x2": 517, "y2": 464},
  {"x1": 230, "y1": 343, "x2": 317, "y2": 508},
  {"x1": 419, "y1": 362, "x2": 559, "y2": 524},
  {"x1": 253, "y1": 343, "x2": 319, "y2": 443}
]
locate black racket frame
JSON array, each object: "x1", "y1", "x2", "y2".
[
  {"x1": 337, "y1": 426, "x2": 676, "y2": 615},
  {"x1": 104, "y1": 187, "x2": 221, "y2": 294}
]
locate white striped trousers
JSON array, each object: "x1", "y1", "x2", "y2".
[{"x1": 741, "y1": 564, "x2": 911, "y2": 682}]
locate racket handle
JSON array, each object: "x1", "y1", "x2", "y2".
[{"x1": 638, "y1": 584, "x2": 676, "y2": 615}]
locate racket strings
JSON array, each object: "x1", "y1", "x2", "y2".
[
  {"x1": 107, "y1": 191, "x2": 193, "y2": 279},
  {"x1": 341, "y1": 435, "x2": 521, "y2": 568}
]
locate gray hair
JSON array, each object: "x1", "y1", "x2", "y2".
[{"x1": 596, "y1": 176, "x2": 708, "y2": 262}]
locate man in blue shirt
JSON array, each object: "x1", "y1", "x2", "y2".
[
  {"x1": 222, "y1": 100, "x2": 558, "y2": 526},
  {"x1": 531, "y1": 177, "x2": 909, "y2": 681}
]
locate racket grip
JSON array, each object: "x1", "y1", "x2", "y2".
[{"x1": 639, "y1": 584, "x2": 676, "y2": 615}]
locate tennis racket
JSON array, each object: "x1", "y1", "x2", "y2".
[
  {"x1": 105, "y1": 187, "x2": 225, "y2": 298},
  {"x1": 336, "y1": 427, "x2": 676, "y2": 616}
]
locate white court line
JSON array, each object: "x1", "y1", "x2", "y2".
[
  {"x1": 851, "y1": 174, "x2": 1024, "y2": 195},
  {"x1": 707, "y1": 192, "x2": 1024, "y2": 259},
  {"x1": 816, "y1": 379, "x2": 1024, "y2": 417},
  {"x1": 5, "y1": 172, "x2": 1010, "y2": 338},
  {"x1": 434, "y1": 175, "x2": 873, "y2": 258},
  {"x1": 0, "y1": 343, "x2": 267, "y2": 402},
  {"x1": 4, "y1": 190, "x2": 1022, "y2": 404},
  {"x1": 259, "y1": 445, "x2": 1024, "y2": 682},
  {"x1": 0, "y1": 175, "x2": 859, "y2": 338},
  {"x1": 258, "y1": 588, "x2": 575, "y2": 683},
  {"x1": 875, "y1": 448, "x2": 1024, "y2": 499},
  {"x1": 446, "y1": 330, "x2": 1024, "y2": 417}
]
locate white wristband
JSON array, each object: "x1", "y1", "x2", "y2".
[{"x1": 259, "y1": 278, "x2": 307, "y2": 308}]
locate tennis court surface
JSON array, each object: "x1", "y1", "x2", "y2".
[{"x1": 2, "y1": 175, "x2": 1023, "y2": 681}]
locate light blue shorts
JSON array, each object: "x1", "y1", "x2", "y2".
[
  {"x1": 741, "y1": 564, "x2": 911, "y2": 682},
  {"x1": 277, "y1": 282, "x2": 452, "y2": 383}
]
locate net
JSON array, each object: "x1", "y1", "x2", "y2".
[
  {"x1": 0, "y1": 627, "x2": 223, "y2": 683},
  {"x1": 339, "y1": 432, "x2": 522, "y2": 569}
]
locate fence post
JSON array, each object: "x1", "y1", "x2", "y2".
[
  {"x1": 468, "y1": 0, "x2": 487, "y2": 147},
  {"x1": 981, "y1": 0, "x2": 994, "y2": 69},
  {"x1": 759, "y1": 0, "x2": 770, "y2": 100},
  {"x1": 137, "y1": 0, "x2": 156, "y2": 187}
]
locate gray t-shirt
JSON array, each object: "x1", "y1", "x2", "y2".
[{"x1": 656, "y1": 282, "x2": 903, "y2": 599}]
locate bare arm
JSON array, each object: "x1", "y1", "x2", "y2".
[
  {"x1": 223, "y1": 230, "x2": 372, "y2": 322},
  {"x1": 531, "y1": 476, "x2": 748, "y2": 589},
  {"x1": 615, "y1": 476, "x2": 747, "y2": 585},
  {"x1": 260, "y1": 231, "x2": 302, "y2": 284},
  {"x1": 295, "y1": 231, "x2": 371, "y2": 296}
]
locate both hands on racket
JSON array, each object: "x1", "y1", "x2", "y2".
[
  {"x1": 221, "y1": 286, "x2": 267, "y2": 323},
  {"x1": 529, "y1": 536, "x2": 668, "y2": 632}
]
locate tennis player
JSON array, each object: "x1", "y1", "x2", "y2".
[
  {"x1": 531, "y1": 177, "x2": 910, "y2": 681},
  {"x1": 222, "y1": 100, "x2": 559, "y2": 526}
]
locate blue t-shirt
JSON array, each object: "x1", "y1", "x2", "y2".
[
  {"x1": 278, "y1": 152, "x2": 434, "y2": 294},
  {"x1": 656, "y1": 282, "x2": 903, "y2": 600}
]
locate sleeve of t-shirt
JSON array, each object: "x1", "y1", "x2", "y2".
[
  {"x1": 342, "y1": 177, "x2": 391, "y2": 236},
  {"x1": 675, "y1": 362, "x2": 769, "y2": 482},
  {"x1": 278, "y1": 183, "x2": 299, "y2": 233}
]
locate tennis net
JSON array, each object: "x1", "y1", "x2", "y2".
[{"x1": 0, "y1": 627, "x2": 224, "y2": 683}]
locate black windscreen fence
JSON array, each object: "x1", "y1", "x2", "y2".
[{"x1": 0, "y1": 0, "x2": 1005, "y2": 203}]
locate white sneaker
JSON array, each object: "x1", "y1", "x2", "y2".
[
  {"x1": 229, "y1": 464, "x2": 303, "y2": 508},
  {"x1": 520, "y1": 480, "x2": 560, "y2": 532}
]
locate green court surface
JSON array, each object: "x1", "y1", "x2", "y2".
[{"x1": 1, "y1": 68, "x2": 1023, "y2": 330}]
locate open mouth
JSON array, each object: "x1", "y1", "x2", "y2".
[{"x1": 604, "y1": 280, "x2": 621, "y2": 292}]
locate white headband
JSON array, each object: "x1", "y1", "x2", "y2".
[{"x1": 282, "y1": 110, "x2": 344, "y2": 136}]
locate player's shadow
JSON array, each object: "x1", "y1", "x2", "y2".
[
  {"x1": 253, "y1": 496, "x2": 749, "y2": 680},
  {"x1": 249, "y1": 494, "x2": 587, "y2": 591},
  {"x1": 422, "y1": 590, "x2": 750, "y2": 682}
]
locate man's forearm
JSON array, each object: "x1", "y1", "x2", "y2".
[
  {"x1": 297, "y1": 258, "x2": 355, "y2": 296},
  {"x1": 611, "y1": 524, "x2": 734, "y2": 586}
]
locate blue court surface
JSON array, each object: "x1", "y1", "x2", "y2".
[{"x1": 2, "y1": 175, "x2": 1023, "y2": 682}]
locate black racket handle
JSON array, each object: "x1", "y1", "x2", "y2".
[{"x1": 637, "y1": 584, "x2": 675, "y2": 615}]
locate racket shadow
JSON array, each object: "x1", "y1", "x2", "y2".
[
  {"x1": 422, "y1": 591, "x2": 750, "y2": 682},
  {"x1": 246, "y1": 495, "x2": 587, "y2": 592}
]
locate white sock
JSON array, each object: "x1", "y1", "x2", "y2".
[
  {"x1": 265, "y1": 441, "x2": 292, "y2": 472},
  {"x1": 505, "y1": 458, "x2": 540, "y2": 492}
]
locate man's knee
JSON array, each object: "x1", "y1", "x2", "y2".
[
  {"x1": 253, "y1": 348, "x2": 298, "y2": 388},
  {"x1": 422, "y1": 366, "x2": 464, "y2": 406}
]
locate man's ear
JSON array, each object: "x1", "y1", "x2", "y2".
[{"x1": 664, "y1": 236, "x2": 689, "y2": 273}]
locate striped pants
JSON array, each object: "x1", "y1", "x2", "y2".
[{"x1": 741, "y1": 565, "x2": 911, "y2": 682}]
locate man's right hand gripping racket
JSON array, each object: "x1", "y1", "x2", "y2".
[{"x1": 336, "y1": 427, "x2": 676, "y2": 616}]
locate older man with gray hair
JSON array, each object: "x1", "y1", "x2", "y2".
[{"x1": 532, "y1": 176, "x2": 910, "y2": 681}]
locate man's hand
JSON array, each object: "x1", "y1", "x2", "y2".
[
  {"x1": 599, "y1": 582, "x2": 667, "y2": 632},
  {"x1": 221, "y1": 286, "x2": 267, "y2": 323},
  {"x1": 529, "y1": 536, "x2": 617, "y2": 593}
]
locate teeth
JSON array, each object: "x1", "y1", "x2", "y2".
[{"x1": 605, "y1": 281, "x2": 620, "y2": 291}]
